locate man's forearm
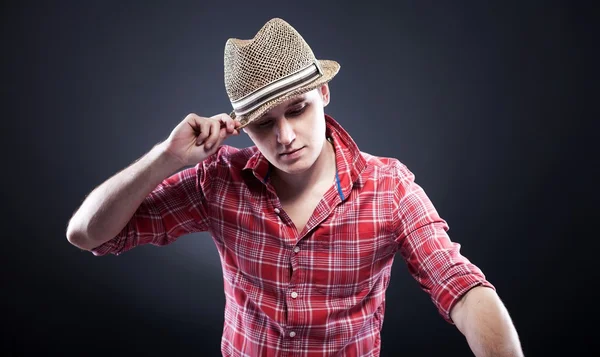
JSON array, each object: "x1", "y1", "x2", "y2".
[
  {"x1": 66, "y1": 141, "x2": 183, "y2": 251},
  {"x1": 450, "y1": 286, "x2": 524, "y2": 357}
]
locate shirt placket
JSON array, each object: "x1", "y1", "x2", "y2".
[
  {"x1": 267, "y1": 194, "x2": 305, "y2": 352},
  {"x1": 267, "y1": 183, "x2": 344, "y2": 355}
]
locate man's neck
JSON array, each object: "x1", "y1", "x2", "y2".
[{"x1": 272, "y1": 138, "x2": 336, "y2": 198}]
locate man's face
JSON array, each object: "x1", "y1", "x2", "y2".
[{"x1": 244, "y1": 84, "x2": 330, "y2": 175}]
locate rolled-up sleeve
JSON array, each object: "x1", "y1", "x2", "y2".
[
  {"x1": 392, "y1": 162, "x2": 495, "y2": 323},
  {"x1": 90, "y1": 162, "x2": 212, "y2": 257}
]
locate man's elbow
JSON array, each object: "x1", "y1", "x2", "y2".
[{"x1": 66, "y1": 221, "x2": 96, "y2": 251}]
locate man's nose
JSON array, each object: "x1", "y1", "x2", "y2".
[{"x1": 276, "y1": 119, "x2": 296, "y2": 146}]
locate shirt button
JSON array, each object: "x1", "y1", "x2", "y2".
[
  {"x1": 291, "y1": 292, "x2": 298, "y2": 299},
  {"x1": 293, "y1": 246, "x2": 300, "y2": 253},
  {"x1": 274, "y1": 208, "x2": 280, "y2": 214},
  {"x1": 289, "y1": 331, "x2": 296, "y2": 338}
]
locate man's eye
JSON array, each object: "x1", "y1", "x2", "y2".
[
  {"x1": 288, "y1": 105, "x2": 306, "y2": 116},
  {"x1": 258, "y1": 120, "x2": 273, "y2": 127}
]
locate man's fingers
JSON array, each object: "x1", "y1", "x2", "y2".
[
  {"x1": 232, "y1": 121, "x2": 242, "y2": 133},
  {"x1": 204, "y1": 119, "x2": 223, "y2": 150},
  {"x1": 211, "y1": 113, "x2": 238, "y2": 134},
  {"x1": 195, "y1": 118, "x2": 211, "y2": 145},
  {"x1": 193, "y1": 114, "x2": 241, "y2": 150}
]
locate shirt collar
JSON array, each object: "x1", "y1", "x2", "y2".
[{"x1": 242, "y1": 114, "x2": 367, "y2": 201}]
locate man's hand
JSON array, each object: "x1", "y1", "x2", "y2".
[{"x1": 163, "y1": 113, "x2": 241, "y2": 167}]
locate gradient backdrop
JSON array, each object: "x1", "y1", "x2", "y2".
[{"x1": 3, "y1": 1, "x2": 595, "y2": 356}]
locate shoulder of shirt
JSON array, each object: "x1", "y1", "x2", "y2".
[
  {"x1": 359, "y1": 151, "x2": 415, "y2": 182},
  {"x1": 201, "y1": 144, "x2": 259, "y2": 171}
]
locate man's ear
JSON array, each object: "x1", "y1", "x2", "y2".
[{"x1": 319, "y1": 84, "x2": 330, "y2": 107}]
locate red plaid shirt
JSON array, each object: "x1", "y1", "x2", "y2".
[{"x1": 92, "y1": 115, "x2": 493, "y2": 356}]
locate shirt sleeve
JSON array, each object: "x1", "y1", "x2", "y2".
[
  {"x1": 392, "y1": 161, "x2": 495, "y2": 324},
  {"x1": 90, "y1": 159, "x2": 214, "y2": 257}
]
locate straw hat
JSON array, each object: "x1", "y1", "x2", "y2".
[{"x1": 224, "y1": 18, "x2": 340, "y2": 128}]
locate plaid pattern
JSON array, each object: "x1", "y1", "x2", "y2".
[{"x1": 91, "y1": 115, "x2": 493, "y2": 356}]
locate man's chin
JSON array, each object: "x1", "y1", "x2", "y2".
[{"x1": 274, "y1": 159, "x2": 311, "y2": 175}]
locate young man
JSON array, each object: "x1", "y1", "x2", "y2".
[{"x1": 67, "y1": 18, "x2": 523, "y2": 356}]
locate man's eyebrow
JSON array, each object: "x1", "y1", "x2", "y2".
[{"x1": 286, "y1": 98, "x2": 305, "y2": 107}]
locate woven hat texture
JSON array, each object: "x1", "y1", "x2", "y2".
[{"x1": 224, "y1": 18, "x2": 340, "y2": 127}]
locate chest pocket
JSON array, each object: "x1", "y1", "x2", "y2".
[{"x1": 304, "y1": 229, "x2": 397, "y2": 298}]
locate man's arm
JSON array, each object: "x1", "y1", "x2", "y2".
[
  {"x1": 66, "y1": 113, "x2": 240, "y2": 252},
  {"x1": 450, "y1": 286, "x2": 524, "y2": 357},
  {"x1": 66, "y1": 141, "x2": 182, "y2": 251}
]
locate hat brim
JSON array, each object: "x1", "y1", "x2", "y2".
[{"x1": 230, "y1": 59, "x2": 340, "y2": 129}]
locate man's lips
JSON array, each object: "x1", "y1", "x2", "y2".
[{"x1": 280, "y1": 147, "x2": 304, "y2": 156}]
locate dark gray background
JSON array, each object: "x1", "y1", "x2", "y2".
[{"x1": 3, "y1": 1, "x2": 596, "y2": 356}]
